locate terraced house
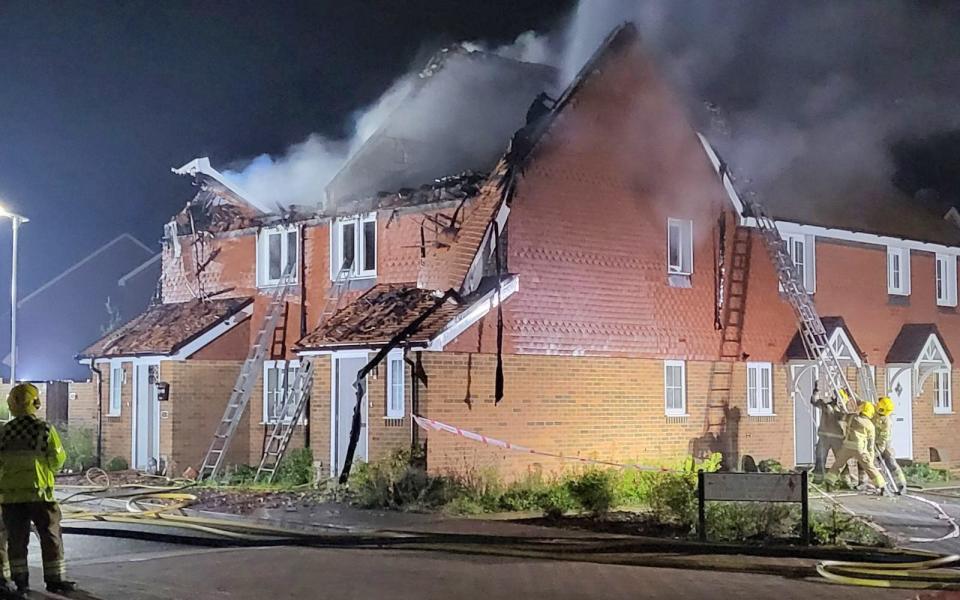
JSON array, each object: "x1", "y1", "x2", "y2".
[{"x1": 79, "y1": 24, "x2": 960, "y2": 480}]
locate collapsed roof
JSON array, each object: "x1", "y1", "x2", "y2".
[{"x1": 324, "y1": 46, "x2": 557, "y2": 210}]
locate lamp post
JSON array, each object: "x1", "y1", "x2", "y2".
[{"x1": 0, "y1": 207, "x2": 28, "y2": 383}]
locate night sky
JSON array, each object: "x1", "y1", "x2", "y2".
[{"x1": 0, "y1": 1, "x2": 573, "y2": 297}]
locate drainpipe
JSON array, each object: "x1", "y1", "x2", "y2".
[
  {"x1": 90, "y1": 360, "x2": 104, "y2": 468},
  {"x1": 299, "y1": 223, "x2": 310, "y2": 446}
]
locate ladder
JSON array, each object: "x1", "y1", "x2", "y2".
[
  {"x1": 748, "y1": 200, "x2": 860, "y2": 411},
  {"x1": 252, "y1": 265, "x2": 352, "y2": 483},
  {"x1": 197, "y1": 275, "x2": 295, "y2": 480},
  {"x1": 254, "y1": 359, "x2": 315, "y2": 483}
]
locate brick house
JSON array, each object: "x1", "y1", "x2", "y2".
[{"x1": 80, "y1": 24, "x2": 960, "y2": 479}]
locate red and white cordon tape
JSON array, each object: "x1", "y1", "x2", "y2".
[{"x1": 412, "y1": 414, "x2": 672, "y2": 472}]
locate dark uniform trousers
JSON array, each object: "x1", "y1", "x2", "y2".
[{"x1": 2, "y1": 502, "x2": 64, "y2": 585}]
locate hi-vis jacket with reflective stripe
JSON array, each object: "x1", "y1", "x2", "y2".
[{"x1": 0, "y1": 415, "x2": 66, "y2": 503}]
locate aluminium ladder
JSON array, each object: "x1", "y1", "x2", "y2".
[
  {"x1": 254, "y1": 359, "x2": 316, "y2": 482},
  {"x1": 253, "y1": 263, "x2": 353, "y2": 482},
  {"x1": 198, "y1": 273, "x2": 295, "y2": 480},
  {"x1": 748, "y1": 200, "x2": 864, "y2": 411}
]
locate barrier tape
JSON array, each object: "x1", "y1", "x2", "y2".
[{"x1": 412, "y1": 414, "x2": 673, "y2": 472}]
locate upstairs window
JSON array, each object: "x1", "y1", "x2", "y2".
[
  {"x1": 263, "y1": 360, "x2": 300, "y2": 424},
  {"x1": 667, "y1": 218, "x2": 693, "y2": 275},
  {"x1": 784, "y1": 234, "x2": 816, "y2": 293},
  {"x1": 331, "y1": 214, "x2": 377, "y2": 280},
  {"x1": 664, "y1": 360, "x2": 687, "y2": 416},
  {"x1": 257, "y1": 225, "x2": 299, "y2": 287},
  {"x1": 386, "y1": 350, "x2": 405, "y2": 419},
  {"x1": 887, "y1": 246, "x2": 911, "y2": 296},
  {"x1": 747, "y1": 362, "x2": 773, "y2": 416},
  {"x1": 936, "y1": 254, "x2": 958, "y2": 307}
]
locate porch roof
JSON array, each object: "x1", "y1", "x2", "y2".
[
  {"x1": 77, "y1": 297, "x2": 253, "y2": 359},
  {"x1": 885, "y1": 323, "x2": 954, "y2": 364},
  {"x1": 783, "y1": 316, "x2": 864, "y2": 362}
]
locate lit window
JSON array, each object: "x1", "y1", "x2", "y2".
[
  {"x1": 887, "y1": 246, "x2": 910, "y2": 296},
  {"x1": 667, "y1": 218, "x2": 693, "y2": 275},
  {"x1": 784, "y1": 234, "x2": 816, "y2": 293},
  {"x1": 257, "y1": 225, "x2": 299, "y2": 287},
  {"x1": 936, "y1": 254, "x2": 957, "y2": 307},
  {"x1": 935, "y1": 370, "x2": 952, "y2": 414},
  {"x1": 747, "y1": 362, "x2": 773, "y2": 416},
  {"x1": 109, "y1": 363, "x2": 123, "y2": 416},
  {"x1": 263, "y1": 360, "x2": 300, "y2": 424},
  {"x1": 664, "y1": 360, "x2": 687, "y2": 416},
  {"x1": 386, "y1": 350, "x2": 405, "y2": 419},
  {"x1": 331, "y1": 213, "x2": 377, "y2": 279}
]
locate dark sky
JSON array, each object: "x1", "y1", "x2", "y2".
[{"x1": 0, "y1": 0, "x2": 573, "y2": 296}]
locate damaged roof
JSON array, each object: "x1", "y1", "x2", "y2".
[
  {"x1": 78, "y1": 297, "x2": 252, "y2": 359},
  {"x1": 324, "y1": 46, "x2": 557, "y2": 209},
  {"x1": 297, "y1": 284, "x2": 465, "y2": 350}
]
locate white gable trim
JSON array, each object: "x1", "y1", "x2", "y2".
[
  {"x1": 173, "y1": 157, "x2": 272, "y2": 214},
  {"x1": 428, "y1": 276, "x2": 520, "y2": 351},
  {"x1": 828, "y1": 327, "x2": 862, "y2": 368},
  {"x1": 697, "y1": 133, "x2": 960, "y2": 257},
  {"x1": 915, "y1": 333, "x2": 951, "y2": 395}
]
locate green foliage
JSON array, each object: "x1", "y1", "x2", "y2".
[
  {"x1": 350, "y1": 448, "x2": 459, "y2": 510},
  {"x1": 225, "y1": 464, "x2": 257, "y2": 486},
  {"x1": 903, "y1": 462, "x2": 949, "y2": 483},
  {"x1": 811, "y1": 505, "x2": 889, "y2": 547},
  {"x1": 757, "y1": 459, "x2": 784, "y2": 473},
  {"x1": 105, "y1": 456, "x2": 129, "y2": 472},
  {"x1": 59, "y1": 426, "x2": 96, "y2": 473},
  {"x1": 706, "y1": 502, "x2": 798, "y2": 541},
  {"x1": 567, "y1": 469, "x2": 617, "y2": 515},
  {"x1": 645, "y1": 453, "x2": 723, "y2": 529},
  {"x1": 274, "y1": 448, "x2": 315, "y2": 487}
]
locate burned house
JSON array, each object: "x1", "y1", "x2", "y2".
[{"x1": 80, "y1": 24, "x2": 960, "y2": 478}]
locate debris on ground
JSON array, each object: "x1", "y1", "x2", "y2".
[
  {"x1": 513, "y1": 511, "x2": 690, "y2": 539},
  {"x1": 193, "y1": 488, "x2": 328, "y2": 515}
]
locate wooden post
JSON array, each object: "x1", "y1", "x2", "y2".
[
  {"x1": 698, "y1": 470, "x2": 706, "y2": 542},
  {"x1": 800, "y1": 469, "x2": 810, "y2": 545}
]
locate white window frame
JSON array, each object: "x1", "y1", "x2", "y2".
[
  {"x1": 262, "y1": 359, "x2": 301, "y2": 424},
  {"x1": 784, "y1": 234, "x2": 816, "y2": 293},
  {"x1": 747, "y1": 362, "x2": 774, "y2": 416},
  {"x1": 330, "y1": 213, "x2": 377, "y2": 280},
  {"x1": 257, "y1": 225, "x2": 300, "y2": 288},
  {"x1": 936, "y1": 253, "x2": 958, "y2": 307},
  {"x1": 887, "y1": 246, "x2": 911, "y2": 296},
  {"x1": 108, "y1": 361, "x2": 124, "y2": 417},
  {"x1": 934, "y1": 369, "x2": 953, "y2": 414},
  {"x1": 666, "y1": 218, "x2": 693, "y2": 275},
  {"x1": 386, "y1": 349, "x2": 405, "y2": 419},
  {"x1": 664, "y1": 360, "x2": 687, "y2": 416}
]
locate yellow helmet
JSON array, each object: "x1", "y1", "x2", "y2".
[
  {"x1": 877, "y1": 396, "x2": 895, "y2": 416},
  {"x1": 859, "y1": 401, "x2": 876, "y2": 419},
  {"x1": 7, "y1": 383, "x2": 40, "y2": 417},
  {"x1": 838, "y1": 389, "x2": 849, "y2": 402}
]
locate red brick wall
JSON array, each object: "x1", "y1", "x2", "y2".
[
  {"x1": 419, "y1": 352, "x2": 796, "y2": 479},
  {"x1": 191, "y1": 319, "x2": 251, "y2": 360},
  {"x1": 99, "y1": 362, "x2": 134, "y2": 465}
]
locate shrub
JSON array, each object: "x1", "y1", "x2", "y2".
[
  {"x1": 225, "y1": 464, "x2": 257, "y2": 486},
  {"x1": 274, "y1": 448, "x2": 315, "y2": 487},
  {"x1": 350, "y1": 448, "x2": 459, "y2": 510},
  {"x1": 59, "y1": 426, "x2": 96, "y2": 473},
  {"x1": 902, "y1": 462, "x2": 949, "y2": 483},
  {"x1": 647, "y1": 453, "x2": 723, "y2": 529},
  {"x1": 757, "y1": 459, "x2": 784, "y2": 473},
  {"x1": 567, "y1": 469, "x2": 617, "y2": 515},
  {"x1": 706, "y1": 502, "x2": 798, "y2": 542},
  {"x1": 105, "y1": 456, "x2": 128, "y2": 472},
  {"x1": 811, "y1": 505, "x2": 889, "y2": 547}
]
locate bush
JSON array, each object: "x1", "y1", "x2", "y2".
[
  {"x1": 902, "y1": 462, "x2": 949, "y2": 483},
  {"x1": 811, "y1": 505, "x2": 889, "y2": 547},
  {"x1": 274, "y1": 448, "x2": 314, "y2": 487},
  {"x1": 105, "y1": 456, "x2": 128, "y2": 472},
  {"x1": 225, "y1": 464, "x2": 257, "y2": 486},
  {"x1": 567, "y1": 469, "x2": 617, "y2": 515},
  {"x1": 350, "y1": 448, "x2": 459, "y2": 510},
  {"x1": 706, "y1": 502, "x2": 798, "y2": 542},
  {"x1": 59, "y1": 426, "x2": 96, "y2": 473},
  {"x1": 647, "y1": 453, "x2": 723, "y2": 529}
]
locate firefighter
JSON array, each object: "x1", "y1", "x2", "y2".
[
  {"x1": 874, "y1": 396, "x2": 907, "y2": 494},
  {"x1": 0, "y1": 383, "x2": 75, "y2": 595},
  {"x1": 826, "y1": 401, "x2": 887, "y2": 493},
  {"x1": 811, "y1": 383, "x2": 846, "y2": 481}
]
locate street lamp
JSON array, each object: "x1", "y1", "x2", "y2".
[{"x1": 0, "y1": 206, "x2": 28, "y2": 383}]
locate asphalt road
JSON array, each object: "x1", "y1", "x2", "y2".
[{"x1": 18, "y1": 533, "x2": 917, "y2": 600}]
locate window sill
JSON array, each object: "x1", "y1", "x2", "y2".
[
  {"x1": 934, "y1": 410, "x2": 954, "y2": 416},
  {"x1": 747, "y1": 413, "x2": 777, "y2": 420},
  {"x1": 106, "y1": 413, "x2": 122, "y2": 418},
  {"x1": 384, "y1": 415, "x2": 405, "y2": 420},
  {"x1": 258, "y1": 280, "x2": 300, "y2": 289},
  {"x1": 666, "y1": 274, "x2": 692, "y2": 289}
]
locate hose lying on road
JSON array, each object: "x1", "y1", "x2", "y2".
[{"x1": 817, "y1": 554, "x2": 960, "y2": 589}]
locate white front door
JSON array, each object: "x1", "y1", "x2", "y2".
[
  {"x1": 887, "y1": 366, "x2": 914, "y2": 460},
  {"x1": 132, "y1": 361, "x2": 161, "y2": 471},
  {"x1": 791, "y1": 363, "x2": 819, "y2": 466},
  {"x1": 332, "y1": 355, "x2": 368, "y2": 476}
]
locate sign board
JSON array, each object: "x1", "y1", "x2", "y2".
[
  {"x1": 698, "y1": 470, "x2": 809, "y2": 544},
  {"x1": 702, "y1": 473, "x2": 804, "y2": 503}
]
